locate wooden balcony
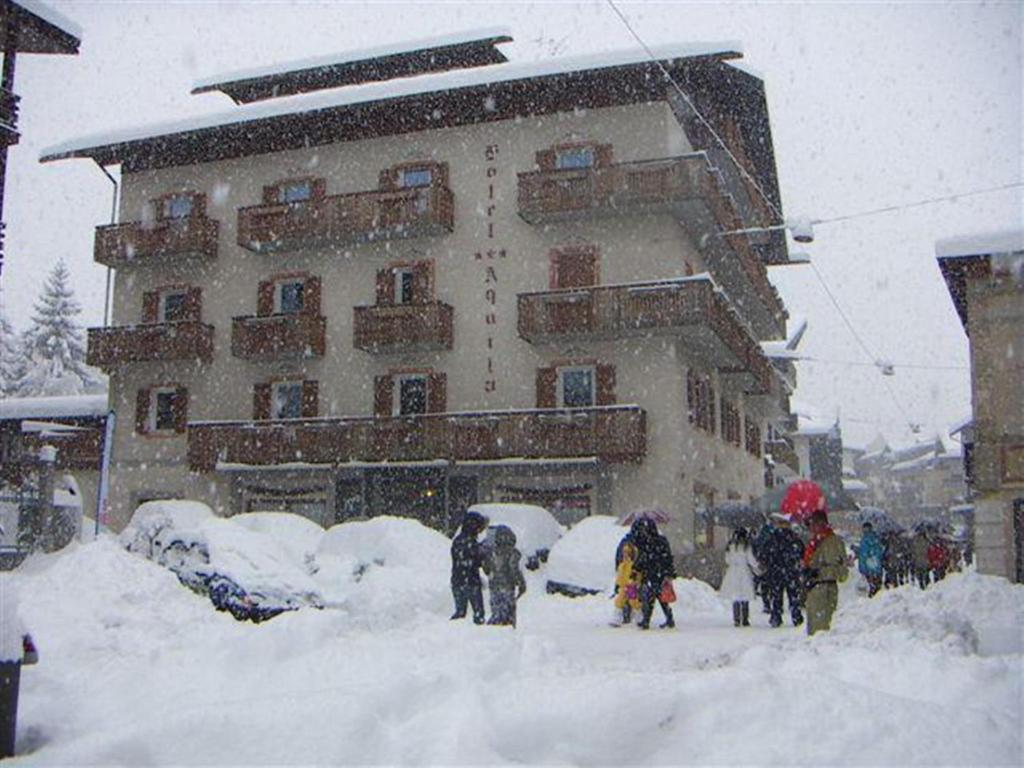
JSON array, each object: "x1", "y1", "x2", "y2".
[
  {"x1": 188, "y1": 405, "x2": 646, "y2": 472},
  {"x1": 517, "y1": 278, "x2": 774, "y2": 394},
  {"x1": 237, "y1": 183, "x2": 454, "y2": 254},
  {"x1": 0, "y1": 88, "x2": 19, "y2": 145},
  {"x1": 766, "y1": 436, "x2": 800, "y2": 474},
  {"x1": 354, "y1": 301, "x2": 453, "y2": 354},
  {"x1": 231, "y1": 313, "x2": 326, "y2": 361},
  {"x1": 87, "y1": 322, "x2": 214, "y2": 370},
  {"x1": 94, "y1": 216, "x2": 219, "y2": 268}
]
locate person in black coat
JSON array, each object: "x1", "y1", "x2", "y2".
[
  {"x1": 450, "y1": 511, "x2": 488, "y2": 624},
  {"x1": 632, "y1": 518, "x2": 676, "y2": 629},
  {"x1": 756, "y1": 513, "x2": 805, "y2": 627}
]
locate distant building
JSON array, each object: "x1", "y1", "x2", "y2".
[
  {"x1": 937, "y1": 229, "x2": 1024, "y2": 582},
  {"x1": 0, "y1": 0, "x2": 80, "y2": 276}
]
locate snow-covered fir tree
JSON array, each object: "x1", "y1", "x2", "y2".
[
  {"x1": 10, "y1": 260, "x2": 105, "y2": 397},
  {"x1": 0, "y1": 310, "x2": 22, "y2": 395}
]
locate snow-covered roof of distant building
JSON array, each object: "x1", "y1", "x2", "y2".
[
  {"x1": 0, "y1": 394, "x2": 107, "y2": 420},
  {"x1": 935, "y1": 228, "x2": 1024, "y2": 259},
  {"x1": 842, "y1": 478, "x2": 869, "y2": 493},
  {"x1": 3, "y1": 0, "x2": 80, "y2": 55},
  {"x1": 192, "y1": 28, "x2": 514, "y2": 103},
  {"x1": 40, "y1": 40, "x2": 745, "y2": 170}
]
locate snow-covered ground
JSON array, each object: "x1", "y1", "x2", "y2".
[{"x1": 4, "y1": 533, "x2": 1022, "y2": 766}]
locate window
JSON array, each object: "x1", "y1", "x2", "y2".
[
  {"x1": 395, "y1": 268, "x2": 415, "y2": 305},
  {"x1": 276, "y1": 280, "x2": 305, "y2": 314},
  {"x1": 160, "y1": 290, "x2": 188, "y2": 323},
  {"x1": 272, "y1": 381, "x2": 303, "y2": 420},
  {"x1": 745, "y1": 419, "x2": 763, "y2": 457},
  {"x1": 396, "y1": 375, "x2": 428, "y2": 416},
  {"x1": 722, "y1": 400, "x2": 742, "y2": 446},
  {"x1": 687, "y1": 369, "x2": 715, "y2": 433},
  {"x1": 558, "y1": 366, "x2": 595, "y2": 408},
  {"x1": 151, "y1": 388, "x2": 179, "y2": 432},
  {"x1": 555, "y1": 147, "x2": 594, "y2": 170},
  {"x1": 164, "y1": 194, "x2": 193, "y2": 220},
  {"x1": 280, "y1": 181, "x2": 312, "y2": 204},
  {"x1": 399, "y1": 167, "x2": 433, "y2": 188}
]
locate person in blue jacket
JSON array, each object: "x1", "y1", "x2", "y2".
[
  {"x1": 857, "y1": 522, "x2": 885, "y2": 597},
  {"x1": 450, "y1": 511, "x2": 489, "y2": 623}
]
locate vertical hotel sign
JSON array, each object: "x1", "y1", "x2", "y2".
[{"x1": 475, "y1": 143, "x2": 506, "y2": 395}]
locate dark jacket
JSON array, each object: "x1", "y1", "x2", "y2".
[
  {"x1": 484, "y1": 526, "x2": 527, "y2": 595},
  {"x1": 755, "y1": 524, "x2": 804, "y2": 584},
  {"x1": 632, "y1": 519, "x2": 675, "y2": 586},
  {"x1": 451, "y1": 512, "x2": 487, "y2": 587}
]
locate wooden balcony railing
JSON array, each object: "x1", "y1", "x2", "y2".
[
  {"x1": 94, "y1": 216, "x2": 219, "y2": 268},
  {"x1": 517, "y1": 278, "x2": 774, "y2": 394},
  {"x1": 0, "y1": 88, "x2": 20, "y2": 145},
  {"x1": 22, "y1": 428, "x2": 104, "y2": 472},
  {"x1": 354, "y1": 301, "x2": 453, "y2": 354},
  {"x1": 188, "y1": 405, "x2": 647, "y2": 472},
  {"x1": 237, "y1": 183, "x2": 454, "y2": 254},
  {"x1": 766, "y1": 437, "x2": 800, "y2": 475},
  {"x1": 231, "y1": 313, "x2": 326, "y2": 361},
  {"x1": 87, "y1": 322, "x2": 214, "y2": 370}
]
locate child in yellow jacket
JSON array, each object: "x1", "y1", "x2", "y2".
[{"x1": 614, "y1": 543, "x2": 642, "y2": 625}]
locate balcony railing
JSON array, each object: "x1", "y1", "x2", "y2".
[
  {"x1": 188, "y1": 405, "x2": 647, "y2": 471},
  {"x1": 0, "y1": 88, "x2": 20, "y2": 145},
  {"x1": 517, "y1": 278, "x2": 774, "y2": 394},
  {"x1": 87, "y1": 322, "x2": 214, "y2": 370},
  {"x1": 231, "y1": 313, "x2": 326, "y2": 361},
  {"x1": 354, "y1": 301, "x2": 454, "y2": 354},
  {"x1": 766, "y1": 437, "x2": 800, "y2": 475},
  {"x1": 237, "y1": 183, "x2": 454, "y2": 254},
  {"x1": 94, "y1": 216, "x2": 219, "y2": 268}
]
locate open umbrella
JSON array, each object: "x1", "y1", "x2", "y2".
[
  {"x1": 619, "y1": 508, "x2": 671, "y2": 527},
  {"x1": 779, "y1": 480, "x2": 827, "y2": 525},
  {"x1": 699, "y1": 502, "x2": 765, "y2": 530}
]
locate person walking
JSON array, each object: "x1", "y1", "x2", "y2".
[
  {"x1": 613, "y1": 542, "x2": 642, "y2": 625},
  {"x1": 632, "y1": 518, "x2": 675, "y2": 630},
  {"x1": 857, "y1": 522, "x2": 884, "y2": 597},
  {"x1": 910, "y1": 530, "x2": 931, "y2": 590},
  {"x1": 757, "y1": 513, "x2": 805, "y2": 627},
  {"x1": 450, "y1": 511, "x2": 488, "y2": 624},
  {"x1": 803, "y1": 510, "x2": 849, "y2": 636},
  {"x1": 721, "y1": 528, "x2": 761, "y2": 627},
  {"x1": 483, "y1": 525, "x2": 527, "y2": 627},
  {"x1": 928, "y1": 536, "x2": 950, "y2": 582}
]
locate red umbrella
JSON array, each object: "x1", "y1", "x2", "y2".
[
  {"x1": 780, "y1": 480, "x2": 827, "y2": 524},
  {"x1": 619, "y1": 508, "x2": 671, "y2": 526}
]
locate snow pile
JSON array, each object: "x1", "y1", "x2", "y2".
[
  {"x1": 315, "y1": 516, "x2": 452, "y2": 624},
  {"x1": 544, "y1": 515, "x2": 623, "y2": 591},
  {"x1": 232, "y1": 511, "x2": 324, "y2": 568},
  {"x1": 469, "y1": 502, "x2": 564, "y2": 559},
  {"x1": 119, "y1": 499, "x2": 214, "y2": 557},
  {"x1": 0, "y1": 585, "x2": 25, "y2": 662}
]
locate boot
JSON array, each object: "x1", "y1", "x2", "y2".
[
  {"x1": 659, "y1": 606, "x2": 675, "y2": 629},
  {"x1": 741, "y1": 601, "x2": 750, "y2": 627},
  {"x1": 732, "y1": 602, "x2": 742, "y2": 627}
]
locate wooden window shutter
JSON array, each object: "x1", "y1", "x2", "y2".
[
  {"x1": 253, "y1": 383, "x2": 272, "y2": 421},
  {"x1": 304, "y1": 276, "x2": 322, "y2": 316},
  {"x1": 374, "y1": 375, "x2": 394, "y2": 417},
  {"x1": 171, "y1": 387, "x2": 188, "y2": 433},
  {"x1": 412, "y1": 261, "x2": 433, "y2": 303},
  {"x1": 183, "y1": 287, "x2": 202, "y2": 322},
  {"x1": 257, "y1": 280, "x2": 275, "y2": 316},
  {"x1": 378, "y1": 168, "x2": 398, "y2": 190},
  {"x1": 376, "y1": 268, "x2": 395, "y2": 306},
  {"x1": 594, "y1": 144, "x2": 614, "y2": 168},
  {"x1": 553, "y1": 247, "x2": 598, "y2": 289},
  {"x1": 427, "y1": 372, "x2": 447, "y2": 413},
  {"x1": 301, "y1": 380, "x2": 319, "y2": 418},
  {"x1": 311, "y1": 178, "x2": 327, "y2": 200},
  {"x1": 142, "y1": 291, "x2": 160, "y2": 324},
  {"x1": 536, "y1": 367, "x2": 557, "y2": 408},
  {"x1": 135, "y1": 388, "x2": 151, "y2": 434},
  {"x1": 262, "y1": 184, "x2": 280, "y2": 205},
  {"x1": 595, "y1": 363, "x2": 617, "y2": 406},
  {"x1": 535, "y1": 149, "x2": 556, "y2": 171},
  {"x1": 191, "y1": 193, "x2": 207, "y2": 218}
]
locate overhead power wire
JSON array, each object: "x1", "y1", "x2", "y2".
[
  {"x1": 799, "y1": 356, "x2": 968, "y2": 372},
  {"x1": 813, "y1": 182, "x2": 1024, "y2": 226}
]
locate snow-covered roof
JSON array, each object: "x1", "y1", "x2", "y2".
[
  {"x1": 842, "y1": 478, "x2": 869, "y2": 493},
  {"x1": 41, "y1": 41, "x2": 743, "y2": 163},
  {"x1": 17, "y1": 0, "x2": 82, "y2": 39},
  {"x1": 191, "y1": 27, "x2": 514, "y2": 93},
  {"x1": 935, "y1": 228, "x2": 1024, "y2": 258},
  {"x1": 0, "y1": 394, "x2": 108, "y2": 420}
]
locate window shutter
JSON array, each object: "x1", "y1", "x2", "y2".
[
  {"x1": 135, "y1": 388, "x2": 150, "y2": 434},
  {"x1": 301, "y1": 380, "x2": 319, "y2": 418},
  {"x1": 191, "y1": 193, "x2": 207, "y2": 218},
  {"x1": 412, "y1": 261, "x2": 433, "y2": 303},
  {"x1": 378, "y1": 168, "x2": 398, "y2": 190},
  {"x1": 257, "y1": 280, "x2": 275, "y2": 316},
  {"x1": 311, "y1": 178, "x2": 327, "y2": 200},
  {"x1": 142, "y1": 291, "x2": 160, "y2": 324},
  {"x1": 596, "y1": 364, "x2": 617, "y2": 406},
  {"x1": 376, "y1": 268, "x2": 395, "y2": 306},
  {"x1": 374, "y1": 375, "x2": 394, "y2": 417},
  {"x1": 304, "y1": 276, "x2": 321, "y2": 316},
  {"x1": 594, "y1": 144, "x2": 614, "y2": 168},
  {"x1": 253, "y1": 383, "x2": 272, "y2": 420},
  {"x1": 535, "y1": 149, "x2": 556, "y2": 171},
  {"x1": 171, "y1": 387, "x2": 188, "y2": 433},
  {"x1": 553, "y1": 246, "x2": 598, "y2": 289},
  {"x1": 536, "y1": 367, "x2": 557, "y2": 409},
  {"x1": 262, "y1": 184, "x2": 279, "y2": 205},
  {"x1": 427, "y1": 372, "x2": 447, "y2": 413},
  {"x1": 434, "y1": 162, "x2": 450, "y2": 188},
  {"x1": 183, "y1": 287, "x2": 202, "y2": 322}
]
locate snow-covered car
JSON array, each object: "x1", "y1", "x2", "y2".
[
  {"x1": 468, "y1": 503, "x2": 565, "y2": 570},
  {"x1": 121, "y1": 501, "x2": 324, "y2": 622},
  {"x1": 543, "y1": 515, "x2": 625, "y2": 597}
]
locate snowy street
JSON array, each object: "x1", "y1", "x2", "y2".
[{"x1": 6, "y1": 536, "x2": 1022, "y2": 766}]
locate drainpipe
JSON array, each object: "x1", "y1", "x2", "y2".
[{"x1": 94, "y1": 161, "x2": 118, "y2": 326}]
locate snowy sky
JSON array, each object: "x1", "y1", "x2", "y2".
[{"x1": 1, "y1": 0, "x2": 1020, "y2": 449}]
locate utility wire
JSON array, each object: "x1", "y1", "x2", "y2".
[
  {"x1": 813, "y1": 182, "x2": 1024, "y2": 226},
  {"x1": 799, "y1": 356, "x2": 968, "y2": 372}
]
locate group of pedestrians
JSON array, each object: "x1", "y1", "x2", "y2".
[
  {"x1": 613, "y1": 518, "x2": 677, "y2": 629},
  {"x1": 449, "y1": 511, "x2": 527, "y2": 627},
  {"x1": 860, "y1": 525, "x2": 963, "y2": 593}
]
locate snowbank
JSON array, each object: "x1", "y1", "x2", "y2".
[
  {"x1": 119, "y1": 499, "x2": 214, "y2": 558},
  {"x1": 544, "y1": 515, "x2": 623, "y2": 592},
  {"x1": 232, "y1": 511, "x2": 324, "y2": 567},
  {"x1": 0, "y1": 585, "x2": 25, "y2": 662},
  {"x1": 469, "y1": 502, "x2": 564, "y2": 559}
]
